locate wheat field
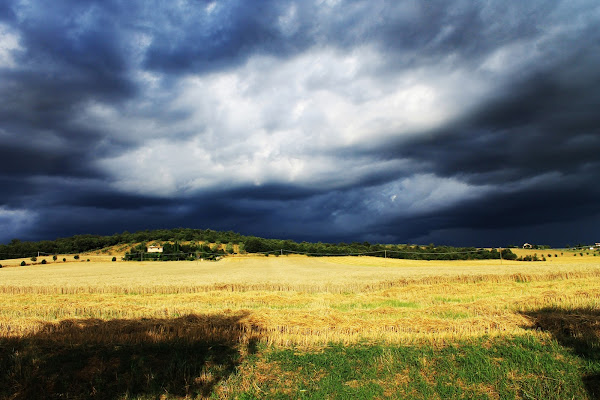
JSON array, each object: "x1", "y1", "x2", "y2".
[{"x1": 1, "y1": 253, "x2": 599, "y2": 347}]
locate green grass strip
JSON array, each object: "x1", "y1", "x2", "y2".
[{"x1": 231, "y1": 335, "x2": 600, "y2": 400}]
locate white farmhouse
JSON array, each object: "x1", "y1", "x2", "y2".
[{"x1": 147, "y1": 245, "x2": 163, "y2": 253}]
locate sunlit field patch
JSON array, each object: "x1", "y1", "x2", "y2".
[{"x1": 1, "y1": 254, "x2": 599, "y2": 345}]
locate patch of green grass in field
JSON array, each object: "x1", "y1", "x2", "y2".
[
  {"x1": 228, "y1": 302, "x2": 311, "y2": 310},
  {"x1": 434, "y1": 296, "x2": 478, "y2": 304},
  {"x1": 432, "y1": 310, "x2": 472, "y2": 319},
  {"x1": 228, "y1": 335, "x2": 600, "y2": 400},
  {"x1": 330, "y1": 300, "x2": 420, "y2": 311}
]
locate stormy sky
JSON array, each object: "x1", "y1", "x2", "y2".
[{"x1": 1, "y1": 0, "x2": 599, "y2": 246}]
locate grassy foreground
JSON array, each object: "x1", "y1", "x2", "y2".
[
  {"x1": 1, "y1": 331, "x2": 598, "y2": 399},
  {"x1": 228, "y1": 334, "x2": 599, "y2": 400},
  {"x1": 0, "y1": 253, "x2": 599, "y2": 398}
]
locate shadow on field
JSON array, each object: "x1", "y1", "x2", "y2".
[
  {"x1": 0, "y1": 313, "x2": 262, "y2": 400},
  {"x1": 522, "y1": 308, "x2": 600, "y2": 400}
]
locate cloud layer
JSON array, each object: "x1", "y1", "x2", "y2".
[{"x1": 1, "y1": 0, "x2": 599, "y2": 246}]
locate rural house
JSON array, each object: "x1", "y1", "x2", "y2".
[{"x1": 147, "y1": 245, "x2": 163, "y2": 253}]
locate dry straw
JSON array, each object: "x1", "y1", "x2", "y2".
[{"x1": 1, "y1": 255, "x2": 599, "y2": 346}]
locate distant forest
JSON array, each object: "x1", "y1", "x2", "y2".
[{"x1": 0, "y1": 228, "x2": 517, "y2": 261}]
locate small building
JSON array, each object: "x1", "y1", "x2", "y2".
[
  {"x1": 522, "y1": 243, "x2": 533, "y2": 249},
  {"x1": 147, "y1": 245, "x2": 163, "y2": 253},
  {"x1": 595, "y1": 243, "x2": 600, "y2": 248}
]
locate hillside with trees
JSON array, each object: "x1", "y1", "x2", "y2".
[{"x1": 0, "y1": 228, "x2": 516, "y2": 261}]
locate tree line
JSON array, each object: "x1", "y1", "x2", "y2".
[
  {"x1": 241, "y1": 238, "x2": 516, "y2": 260},
  {"x1": 0, "y1": 229, "x2": 243, "y2": 260},
  {"x1": 1, "y1": 228, "x2": 516, "y2": 261}
]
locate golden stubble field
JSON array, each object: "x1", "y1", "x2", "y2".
[{"x1": 1, "y1": 253, "x2": 599, "y2": 347}]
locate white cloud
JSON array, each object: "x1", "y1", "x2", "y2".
[
  {"x1": 94, "y1": 47, "x2": 494, "y2": 195},
  {"x1": 0, "y1": 23, "x2": 21, "y2": 68},
  {"x1": 319, "y1": 174, "x2": 494, "y2": 238},
  {"x1": 480, "y1": 40, "x2": 541, "y2": 75},
  {"x1": 97, "y1": 133, "x2": 411, "y2": 196},
  {"x1": 384, "y1": 174, "x2": 493, "y2": 214},
  {"x1": 346, "y1": 174, "x2": 493, "y2": 219},
  {"x1": 91, "y1": 44, "x2": 499, "y2": 197},
  {"x1": 205, "y1": 1, "x2": 217, "y2": 14}
]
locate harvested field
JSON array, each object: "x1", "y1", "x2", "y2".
[
  {"x1": 1, "y1": 253, "x2": 599, "y2": 399},
  {"x1": 1, "y1": 254, "x2": 599, "y2": 346}
]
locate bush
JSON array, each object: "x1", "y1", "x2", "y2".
[
  {"x1": 112, "y1": 257, "x2": 117, "y2": 262},
  {"x1": 500, "y1": 249, "x2": 517, "y2": 260},
  {"x1": 62, "y1": 258, "x2": 66, "y2": 262},
  {"x1": 41, "y1": 259, "x2": 47, "y2": 264},
  {"x1": 53, "y1": 255, "x2": 57, "y2": 261},
  {"x1": 30, "y1": 257, "x2": 37, "y2": 262},
  {"x1": 0, "y1": 264, "x2": 2, "y2": 268},
  {"x1": 74, "y1": 255, "x2": 80, "y2": 260},
  {"x1": 20, "y1": 261, "x2": 26, "y2": 266},
  {"x1": 517, "y1": 254, "x2": 542, "y2": 262}
]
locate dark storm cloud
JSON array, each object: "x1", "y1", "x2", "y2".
[
  {"x1": 365, "y1": 31, "x2": 600, "y2": 244},
  {"x1": 140, "y1": 1, "x2": 554, "y2": 75},
  {"x1": 0, "y1": 176, "x2": 37, "y2": 208},
  {"x1": 380, "y1": 18, "x2": 600, "y2": 182},
  {"x1": 1, "y1": 0, "x2": 599, "y2": 245},
  {"x1": 143, "y1": 0, "x2": 313, "y2": 74},
  {"x1": 374, "y1": 2, "x2": 550, "y2": 65},
  {"x1": 0, "y1": 143, "x2": 99, "y2": 178},
  {"x1": 227, "y1": 184, "x2": 322, "y2": 201},
  {"x1": 6, "y1": 1, "x2": 134, "y2": 107},
  {"x1": 0, "y1": 0, "x2": 140, "y2": 243},
  {"x1": 375, "y1": 181, "x2": 600, "y2": 243},
  {"x1": 19, "y1": 192, "x2": 272, "y2": 242},
  {"x1": 0, "y1": 0, "x2": 136, "y2": 188}
]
